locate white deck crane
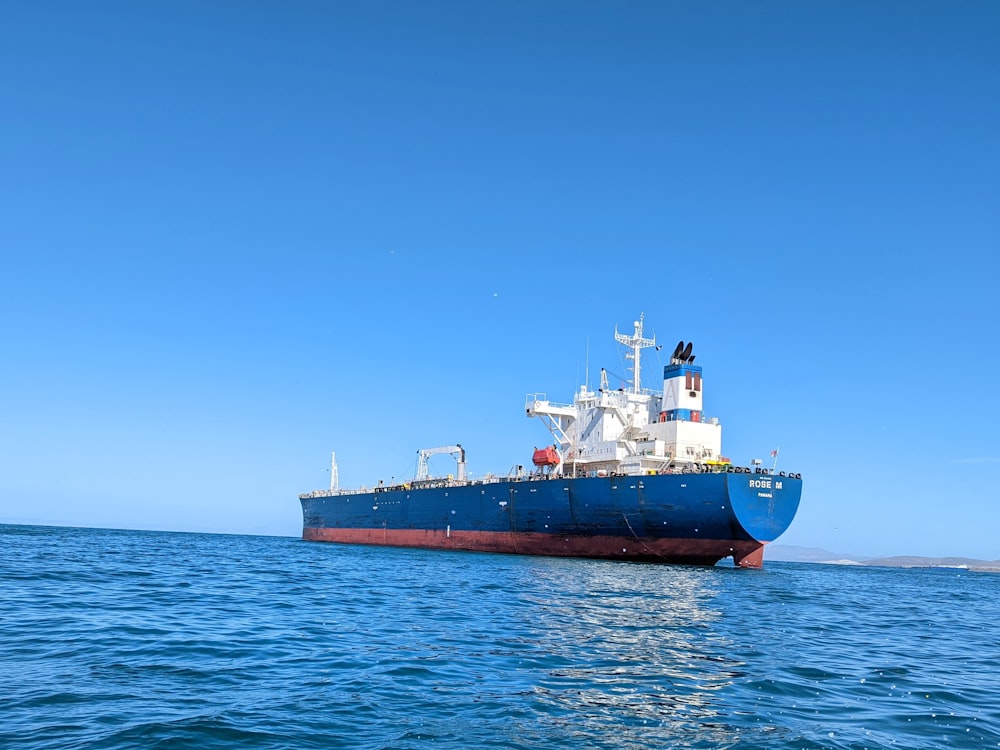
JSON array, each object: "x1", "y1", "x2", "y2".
[{"x1": 416, "y1": 444, "x2": 467, "y2": 481}]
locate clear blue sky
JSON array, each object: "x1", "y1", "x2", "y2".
[{"x1": 2, "y1": 1, "x2": 997, "y2": 559}]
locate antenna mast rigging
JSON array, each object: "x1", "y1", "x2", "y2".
[{"x1": 614, "y1": 313, "x2": 656, "y2": 393}]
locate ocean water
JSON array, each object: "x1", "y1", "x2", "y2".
[{"x1": 1, "y1": 525, "x2": 998, "y2": 750}]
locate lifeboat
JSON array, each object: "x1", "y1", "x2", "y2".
[{"x1": 531, "y1": 446, "x2": 561, "y2": 466}]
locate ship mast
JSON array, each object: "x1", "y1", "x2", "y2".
[{"x1": 614, "y1": 313, "x2": 656, "y2": 393}]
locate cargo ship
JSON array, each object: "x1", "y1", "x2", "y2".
[{"x1": 299, "y1": 316, "x2": 802, "y2": 567}]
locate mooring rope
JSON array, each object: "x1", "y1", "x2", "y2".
[{"x1": 622, "y1": 513, "x2": 664, "y2": 558}]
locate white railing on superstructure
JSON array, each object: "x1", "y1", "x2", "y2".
[{"x1": 524, "y1": 393, "x2": 572, "y2": 410}]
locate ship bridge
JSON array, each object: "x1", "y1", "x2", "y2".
[{"x1": 526, "y1": 315, "x2": 724, "y2": 477}]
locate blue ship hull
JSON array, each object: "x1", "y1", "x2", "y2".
[{"x1": 300, "y1": 470, "x2": 801, "y2": 567}]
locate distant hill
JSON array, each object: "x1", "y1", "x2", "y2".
[
  {"x1": 768, "y1": 545, "x2": 1000, "y2": 573},
  {"x1": 767, "y1": 544, "x2": 862, "y2": 563}
]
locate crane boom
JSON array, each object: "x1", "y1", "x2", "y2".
[{"x1": 416, "y1": 444, "x2": 466, "y2": 481}]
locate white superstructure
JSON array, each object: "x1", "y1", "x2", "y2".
[{"x1": 526, "y1": 315, "x2": 727, "y2": 476}]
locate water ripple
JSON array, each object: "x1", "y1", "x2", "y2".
[{"x1": 1, "y1": 525, "x2": 998, "y2": 749}]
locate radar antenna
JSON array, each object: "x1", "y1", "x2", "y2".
[{"x1": 614, "y1": 313, "x2": 656, "y2": 394}]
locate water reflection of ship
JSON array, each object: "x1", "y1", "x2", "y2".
[{"x1": 515, "y1": 561, "x2": 746, "y2": 745}]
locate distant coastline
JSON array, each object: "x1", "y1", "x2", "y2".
[{"x1": 769, "y1": 545, "x2": 1000, "y2": 573}]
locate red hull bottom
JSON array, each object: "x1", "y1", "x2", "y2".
[{"x1": 302, "y1": 527, "x2": 766, "y2": 568}]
